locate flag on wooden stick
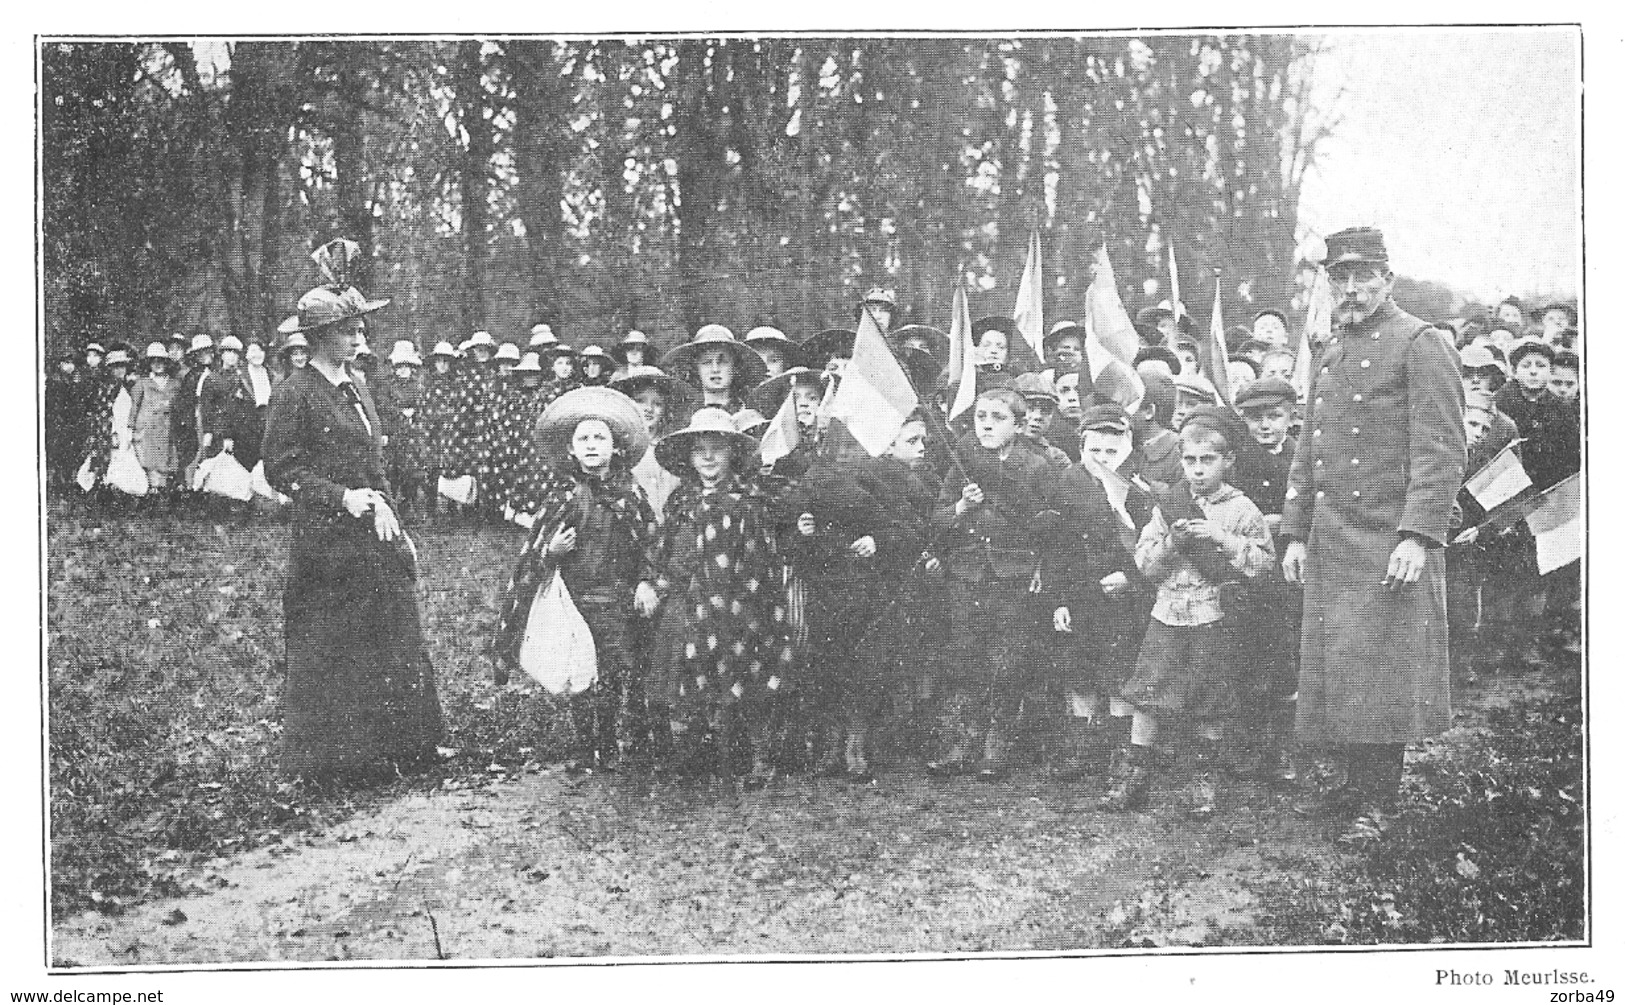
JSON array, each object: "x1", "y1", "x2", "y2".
[
  {"x1": 758, "y1": 389, "x2": 801, "y2": 468},
  {"x1": 827, "y1": 305, "x2": 921, "y2": 456},
  {"x1": 1463, "y1": 440, "x2": 1533, "y2": 512},
  {"x1": 1293, "y1": 265, "x2": 1333, "y2": 400},
  {"x1": 948, "y1": 283, "x2": 978, "y2": 421},
  {"x1": 1083, "y1": 247, "x2": 1147, "y2": 413},
  {"x1": 1203, "y1": 279, "x2": 1233, "y2": 408},
  {"x1": 1523, "y1": 474, "x2": 1582, "y2": 574},
  {"x1": 1014, "y1": 228, "x2": 1045, "y2": 362},
  {"x1": 1167, "y1": 244, "x2": 1182, "y2": 325}
]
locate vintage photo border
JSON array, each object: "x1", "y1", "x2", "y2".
[{"x1": 10, "y1": 8, "x2": 1615, "y2": 1000}]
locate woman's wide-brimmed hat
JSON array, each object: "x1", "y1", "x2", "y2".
[
  {"x1": 890, "y1": 324, "x2": 949, "y2": 362},
  {"x1": 187, "y1": 333, "x2": 215, "y2": 355},
  {"x1": 659, "y1": 324, "x2": 768, "y2": 389},
  {"x1": 389, "y1": 340, "x2": 424, "y2": 367},
  {"x1": 747, "y1": 366, "x2": 825, "y2": 416},
  {"x1": 275, "y1": 286, "x2": 390, "y2": 336},
  {"x1": 744, "y1": 326, "x2": 803, "y2": 368},
  {"x1": 513, "y1": 351, "x2": 545, "y2": 373},
  {"x1": 799, "y1": 328, "x2": 858, "y2": 371},
  {"x1": 276, "y1": 238, "x2": 391, "y2": 336},
  {"x1": 429, "y1": 340, "x2": 457, "y2": 358},
  {"x1": 654, "y1": 405, "x2": 760, "y2": 478},
  {"x1": 280, "y1": 333, "x2": 310, "y2": 354},
  {"x1": 609, "y1": 329, "x2": 650, "y2": 364},
  {"x1": 104, "y1": 347, "x2": 133, "y2": 366},
  {"x1": 494, "y1": 341, "x2": 523, "y2": 363},
  {"x1": 84, "y1": 341, "x2": 106, "y2": 356},
  {"x1": 528, "y1": 323, "x2": 556, "y2": 347},
  {"x1": 534, "y1": 385, "x2": 652, "y2": 466},
  {"x1": 732, "y1": 408, "x2": 770, "y2": 437},
  {"x1": 579, "y1": 344, "x2": 614, "y2": 366},
  {"x1": 143, "y1": 341, "x2": 168, "y2": 360},
  {"x1": 218, "y1": 335, "x2": 245, "y2": 353},
  {"x1": 609, "y1": 364, "x2": 698, "y2": 413}
]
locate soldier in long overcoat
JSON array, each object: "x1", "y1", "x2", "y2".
[{"x1": 1280, "y1": 227, "x2": 1466, "y2": 819}]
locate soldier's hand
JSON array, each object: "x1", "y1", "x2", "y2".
[
  {"x1": 797, "y1": 513, "x2": 817, "y2": 537},
  {"x1": 1282, "y1": 540, "x2": 1307, "y2": 585},
  {"x1": 1053, "y1": 607, "x2": 1073, "y2": 633},
  {"x1": 959, "y1": 482, "x2": 985, "y2": 512},
  {"x1": 372, "y1": 497, "x2": 402, "y2": 542},
  {"x1": 849, "y1": 535, "x2": 876, "y2": 558},
  {"x1": 1383, "y1": 536, "x2": 1428, "y2": 591},
  {"x1": 1100, "y1": 571, "x2": 1129, "y2": 595}
]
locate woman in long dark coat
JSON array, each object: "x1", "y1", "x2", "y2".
[{"x1": 261, "y1": 249, "x2": 441, "y2": 782}]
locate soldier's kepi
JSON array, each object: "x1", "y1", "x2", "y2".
[{"x1": 1279, "y1": 226, "x2": 1467, "y2": 826}]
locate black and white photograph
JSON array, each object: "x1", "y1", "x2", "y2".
[{"x1": 13, "y1": 13, "x2": 1615, "y2": 1000}]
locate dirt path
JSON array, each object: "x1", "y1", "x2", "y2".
[{"x1": 52, "y1": 760, "x2": 1349, "y2": 966}]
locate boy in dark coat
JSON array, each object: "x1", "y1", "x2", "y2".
[
  {"x1": 1229, "y1": 378, "x2": 1302, "y2": 782},
  {"x1": 787, "y1": 414, "x2": 933, "y2": 780},
  {"x1": 1043, "y1": 403, "x2": 1149, "y2": 783},
  {"x1": 927, "y1": 388, "x2": 1060, "y2": 780}
]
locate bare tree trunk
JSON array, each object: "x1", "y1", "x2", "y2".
[
  {"x1": 455, "y1": 40, "x2": 491, "y2": 332},
  {"x1": 510, "y1": 40, "x2": 569, "y2": 327}
]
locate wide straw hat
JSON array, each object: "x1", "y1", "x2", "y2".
[
  {"x1": 579, "y1": 345, "x2": 614, "y2": 366},
  {"x1": 534, "y1": 385, "x2": 652, "y2": 467},
  {"x1": 218, "y1": 335, "x2": 245, "y2": 352},
  {"x1": 494, "y1": 341, "x2": 523, "y2": 363},
  {"x1": 528, "y1": 323, "x2": 557, "y2": 347},
  {"x1": 609, "y1": 364, "x2": 698, "y2": 414},
  {"x1": 104, "y1": 348, "x2": 134, "y2": 366},
  {"x1": 280, "y1": 333, "x2": 310, "y2": 354},
  {"x1": 732, "y1": 408, "x2": 770, "y2": 437},
  {"x1": 747, "y1": 366, "x2": 824, "y2": 416},
  {"x1": 187, "y1": 333, "x2": 216, "y2": 355},
  {"x1": 144, "y1": 341, "x2": 168, "y2": 360},
  {"x1": 84, "y1": 341, "x2": 106, "y2": 355},
  {"x1": 429, "y1": 340, "x2": 457, "y2": 358},
  {"x1": 654, "y1": 406, "x2": 760, "y2": 479},
  {"x1": 660, "y1": 324, "x2": 768, "y2": 389},
  {"x1": 891, "y1": 324, "x2": 950, "y2": 362},
  {"x1": 799, "y1": 328, "x2": 857, "y2": 371},
  {"x1": 512, "y1": 351, "x2": 545, "y2": 373},
  {"x1": 389, "y1": 340, "x2": 424, "y2": 366},
  {"x1": 463, "y1": 330, "x2": 497, "y2": 352},
  {"x1": 744, "y1": 326, "x2": 803, "y2": 368}
]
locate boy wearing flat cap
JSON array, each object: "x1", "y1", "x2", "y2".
[
  {"x1": 1044, "y1": 403, "x2": 1156, "y2": 784},
  {"x1": 1228, "y1": 377, "x2": 1303, "y2": 782}
]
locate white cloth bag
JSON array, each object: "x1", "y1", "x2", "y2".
[
  {"x1": 193, "y1": 451, "x2": 254, "y2": 501},
  {"x1": 438, "y1": 474, "x2": 477, "y2": 505},
  {"x1": 105, "y1": 446, "x2": 150, "y2": 496},
  {"x1": 519, "y1": 569, "x2": 598, "y2": 695}
]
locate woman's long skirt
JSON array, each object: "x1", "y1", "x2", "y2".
[{"x1": 280, "y1": 517, "x2": 442, "y2": 780}]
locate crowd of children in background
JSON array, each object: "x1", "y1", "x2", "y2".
[{"x1": 45, "y1": 285, "x2": 1583, "y2": 819}]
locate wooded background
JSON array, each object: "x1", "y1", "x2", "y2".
[{"x1": 43, "y1": 36, "x2": 1354, "y2": 357}]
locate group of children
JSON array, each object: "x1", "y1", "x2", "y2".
[
  {"x1": 53, "y1": 286, "x2": 1582, "y2": 818},
  {"x1": 457, "y1": 300, "x2": 1368, "y2": 819}
]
